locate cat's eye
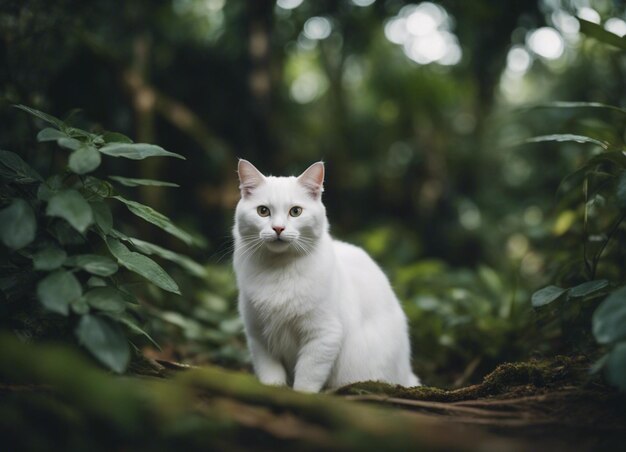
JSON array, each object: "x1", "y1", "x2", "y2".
[
  {"x1": 289, "y1": 206, "x2": 303, "y2": 217},
  {"x1": 257, "y1": 206, "x2": 270, "y2": 217}
]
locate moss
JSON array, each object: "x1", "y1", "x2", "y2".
[{"x1": 336, "y1": 355, "x2": 592, "y2": 402}]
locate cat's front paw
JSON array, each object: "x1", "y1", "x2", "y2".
[
  {"x1": 292, "y1": 381, "x2": 322, "y2": 393},
  {"x1": 259, "y1": 377, "x2": 287, "y2": 387},
  {"x1": 258, "y1": 368, "x2": 287, "y2": 387}
]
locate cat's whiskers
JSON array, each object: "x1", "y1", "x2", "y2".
[
  {"x1": 236, "y1": 236, "x2": 265, "y2": 267},
  {"x1": 212, "y1": 241, "x2": 237, "y2": 263},
  {"x1": 212, "y1": 233, "x2": 262, "y2": 263},
  {"x1": 295, "y1": 236, "x2": 316, "y2": 256},
  {"x1": 290, "y1": 237, "x2": 311, "y2": 257}
]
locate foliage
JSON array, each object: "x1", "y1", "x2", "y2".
[
  {"x1": 396, "y1": 260, "x2": 532, "y2": 385},
  {"x1": 0, "y1": 105, "x2": 203, "y2": 373},
  {"x1": 1, "y1": 0, "x2": 626, "y2": 396},
  {"x1": 521, "y1": 23, "x2": 626, "y2": 392},
  {"x1": 144, "y1": 264, "x2": 248, "y2": 368}
]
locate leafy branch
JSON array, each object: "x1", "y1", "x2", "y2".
[{"x1": 0, "y1": 105, "x2": 206, "y2": 373}]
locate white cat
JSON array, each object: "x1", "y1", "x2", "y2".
[{"x1": 233, "y1": 160, "x2": 419, "y2": 392}]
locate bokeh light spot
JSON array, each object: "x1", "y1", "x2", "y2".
[
  {"x1": 290, "y1": 71, "x2": 328, "y2": 103},
  {"x1": 527, "y1": 27, "x2": 564, "y2": 60},
  {"x1": 384, "y1": 2, "x2": 462, "y2": 66},
  {"x1": 351, "y1": 0, "x2": 376, "y2": 7},
  {"x1": 277, "y1": 0, "x2": 304, "y2": 10},
  {"x1": 577, "y1": 7, "x2": 601, "y2": 24},
  {"x1": 551, "y1": 10, "x2": 579, "y2": 35},
  {"x1": 506, "y1": 46, "x2": 532, "y2": 74},
  {"x1": 303, "y1": 16, "x2": 332, "y2": 40},
  {"x1": 605, "y1": 18, "x2": 626, "y2": 37}
]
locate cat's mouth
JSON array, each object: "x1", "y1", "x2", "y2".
[{"x1": 264, "y1": 236, "x2": 292, "y2": 252}]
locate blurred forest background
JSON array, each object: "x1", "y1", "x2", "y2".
[{"x1": 1, "y1": 0, "x2": 626, "y2": 390}]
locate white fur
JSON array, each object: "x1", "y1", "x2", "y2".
[{"x1": 233, "y1": 160, "x2": 419, "y2": 392}]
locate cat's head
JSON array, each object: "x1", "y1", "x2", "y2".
[{"x1": 234, "y1": 160, "x2": 328, "y2": 255}]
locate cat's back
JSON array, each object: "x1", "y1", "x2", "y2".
[
  {"x1": 331, "y1": 240, "x2": 376, "y2": 271},
  {"x1": 331, "y1": 239, "x2": 398, "y2": 309}
]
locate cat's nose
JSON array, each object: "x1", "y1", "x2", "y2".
[{"x1": 272, "y1": 226, "x2": 285, "y2": 236}]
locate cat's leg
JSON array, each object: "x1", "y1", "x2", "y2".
[
  {"x1": 240, "y1": 298, "x2": 287, "y2": 386},
  {"x1": 248, "y1": 336, "x2": 287, "y2": 386},
  {"x1": 292, "y1": 321, "x2": 342, "y2": 393}
]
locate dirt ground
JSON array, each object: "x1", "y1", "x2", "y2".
[{"x1": 2, "y1": 339, "x2": 625, "y2": 451}]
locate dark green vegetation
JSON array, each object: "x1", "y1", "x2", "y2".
[
  {"x1": 520, "y1": 24, "x2": 626, "y2": 392},
  {"x1": 1, "y1": 0, "x2": 626, "y2": 449},
  {"x1": 1, "y1": 105, "x2": 203, "y2": 373}
]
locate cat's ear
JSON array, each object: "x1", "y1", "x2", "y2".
[
  {"x1": 238, "y1": 159, "x2": 265, "y2": 198},
  {"x1": 297, "y1": 161, "x2": 324, "y2": 199}
]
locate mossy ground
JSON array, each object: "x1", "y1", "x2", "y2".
[
  {"x1": 336, "y1": 355, "x2": 592, "y2": 401},
  {"x1": 1, "y1": 337, "x2": 625, "y2": 451}
]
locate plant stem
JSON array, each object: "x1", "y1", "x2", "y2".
[
  {"x1": 582, "y1": 177, "x2": 592, "y2": 279},
  {"x1": 591, "y1": 211, "x2": 626, "y2": 279}
]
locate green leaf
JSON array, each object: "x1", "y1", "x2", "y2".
[
  {"x1": 75, "y1": 314, "x2": 130, "y2": 373},
  {"x1": 108, "y1": 312, "x2": 160, "y2": 349},
  {"x1": 128, "y1": 237, "x2": 207, "y2": 278},
  {"x1": 108, "y1": 228, "x2": 132, "y2": 241},
  {"x1": 117, "y1": 285, "x2": 139, "y2": 304},
  {"x1": 113, "y1": 196, "x2": 195, "y2": 246},
  {"x1": 14, "y1": 104, "x2": 66, "y2": 129},
  {"x1": 90, "y1": 201, "x2": 113, "y2": 234},
  {"x1": 585, "y1": 151, "x2": 626, "y2": 168},
  {"x1": 82, "y1": 176, "x2": 114, "y2": 199},
  {"x1": 531, "y1": 285, "x2": 566, "y2": 307},
  {"x1": 69, "y1": 146, "x2": 101, "y2": 175},
  {"x1": 605, "y1": 343, "x2": 626, "y2": 391},
  {"x1": 87, "y1": 276, "x2": 107, "y2": 287},
  {"x1": 105, "y1": 237, "x2": 180, "y2": 294},
  {"x1": 32, "y1": 246, "x2": 67, "y2": 271},
  {"x1": 37, "y1": 175, "x2": 63, "y2": 202},
  {"x1": 568, "y1": 280, "x2": 609, "y2": 298},
  {"x1": 36, "y1": 270, "x2": 82, "y2": 316},
  {"x1": 593, "y1": 286, "x2": 626, "y2": 344},
  {"x1": 555, "y1": 165, "x2": 593, "y2": 198},
  {"x1": 46, "y1": 189, "x2": 93, "y2": 233},
  {"x1": 0, "y1": 150, "x2": 43, "y2": 184},
  {"x1": 49, "y1": 220, "x2": 86, "y2": 246},
  {"x1": 519, "y1": 101, "x2": 626, "y2": 116},
  {"x1": 102, "y1": 131, "x2": 133, "y2": 144},
  {"x1": 70, "y1": 254, "x2": 119, "y2": 277},
  {"x1": 579, "y1": 18, "x2": 626, "y2": 51},
  {"x1": 58, "y1": 137, "x2": 82, "y2": 151},
  {"x1": 99, "y1": 143, "x2": 185, "y2": 160},
  {"x1": 83, "y1": 287, "x2": 127, "y2": 313},
  {"x1": 37, "y1": 128, "x2": 67, "y2": 142},
  {"x1": 71, "y1": 297, "x2": 90, "y2": 315},
  {"x1": 65, "y1": 127, "x2": 98, "y2": 141},
  {"x1": 518, "y1": 134, "x2": 612, "y2": 150},
  {"x1": 108, "y1": 176, "x2": 179, "y2": 187},
  {"x1": 0, "y1": 199, "x2": 36, "y2": 250}
]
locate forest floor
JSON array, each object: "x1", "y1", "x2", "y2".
[
  {"x1": 1, "y1": 336, "x2": 625, "y2": 451},
  {"x1": 335, "y1": 356, "x2": 626, "y2": 451}
]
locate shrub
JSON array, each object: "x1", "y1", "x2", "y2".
[
  {"x1": 521, "y1": 21, "x2": 626, "y2": 392},
  {"x1": 0, "y1": 105, "x2": 201, "y2": 373}
]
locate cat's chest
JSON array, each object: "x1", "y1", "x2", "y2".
[
  {"x1": 244, "y1": 264, "x2": 319, "y2": 311},
  {"x1": 243, "y1": 266, "x2": 321, "y2": 355}
]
